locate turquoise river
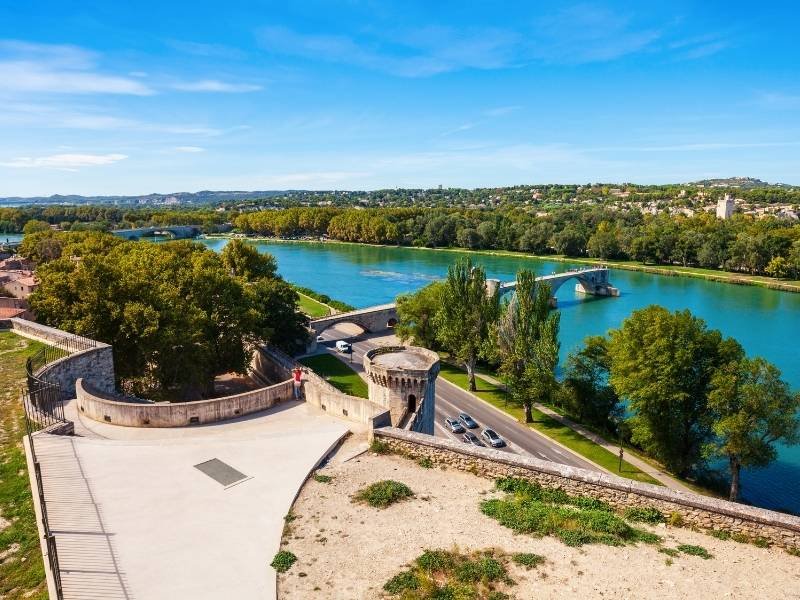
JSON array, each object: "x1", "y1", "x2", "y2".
[{"x1": 200, "y1": 238, "x2": 800, "y2": 514}]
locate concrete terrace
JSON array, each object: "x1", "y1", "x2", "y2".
[{"x1": 35, "y1": 400, "x2": 349, "y2": 600}]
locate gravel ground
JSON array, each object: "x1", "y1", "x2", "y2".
[{"x1": 277, "y1": 452, "x2": 800, "y2": 600}]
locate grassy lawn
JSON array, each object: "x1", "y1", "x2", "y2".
[
  {"x1": 296, "y1": 292, "x2": 332, "y2": 318},
  {"x1": 299, "y1": 353, "x2": 368, "y2": 398},
  {"x1": 0, "y1": 331, "x2": 48, "y2": 600},
  {"x1": 437, "y1": 363, "x2": 661, "y2": 486}
]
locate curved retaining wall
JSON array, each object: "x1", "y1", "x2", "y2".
[
  {"x1": 76, "y1": 378, "x2": 294, "y2": 427},
  {"x1": 375, "y1": 427, "x2": 800, "y2": 550}
]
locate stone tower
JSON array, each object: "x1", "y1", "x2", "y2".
[{"x1": 363, "y1": 346, "x2": 439, "y2": 435}]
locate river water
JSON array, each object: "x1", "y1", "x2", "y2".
[{"x1": 198, "y1": 238, "x2": 800, "y2": 514}]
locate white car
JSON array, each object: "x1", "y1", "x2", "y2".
[{"x1": 335, "y1": 340, "x2": 352, "y2": 353}]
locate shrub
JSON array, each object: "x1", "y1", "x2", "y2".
[
  {"x1": 623, "y1": 506, "x2": 665, "y2": 524},
  {"x1": 383, "y1": 570, "x2": 419, "y2": 594},
  {"x1": 369, "y1": 438, "x2": 391, "y2": 454},
  {"x1": 658, "y1": 547, "x2": 679, "y2": 557},
  {"x1": 677, "y1": 544, "x2": 713, "y2": 559},
  {"x1": 786, "y1": 547, "x2": 800, "y2": 557},
  {"x1": 385, "y1": 549, "x2": 512, "y2": 599},
  {"x1": 667, "y1": 512, "x2": 684, "y2": 527},
  {"x1": 312, "y1": 473, "x2": 333, "y2": 483},
  {"x1": 512, "y1": 553, "x2": 545, "y2": 569},
  {"x1": 270, "y1": 550, "x2": 297, "y2": 573},
  {"x1": 418, "y1": 456, "x2": 434, "y2": 469},
  {"x1": 354, "y1": 480, "x2": 413, "y2": 508},
  {"x1": 708, "y1": 529, "x2": 731, "y2": 541},
  {"x1": 753, "y1": 537, "x2": 770, "y2": 548}
]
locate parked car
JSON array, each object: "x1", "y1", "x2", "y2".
[
  {"x1": 481, "y1": 428, "x2": 505, "y2": 448},
  {"x1": 458, "y1": 413, "x2": 478, "y2": 429},
  {"x1": 335, "y1": 340, "x2": 352, "y2": 353},
  {"x1": 445, "y1": 417, "x2": 465, "y2": 433},
  {"x1": 462, "y1": 432, "x2": 482, "y2": 446}
]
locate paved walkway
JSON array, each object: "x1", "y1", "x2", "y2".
[
  {"x1": 37, "y1": 401, "x2": 349, "y2": 600},
  {"x1": 474, "y1": 372, "x2": 694, "y2": 492}
]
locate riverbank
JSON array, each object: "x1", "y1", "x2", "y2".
[{"x1": 204, "y1": 234, "x2": 800, "y2": 294}]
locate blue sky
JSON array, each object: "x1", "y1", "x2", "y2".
[{"x1": 1, "y1": 1, "x2": 799, "y2": 196}]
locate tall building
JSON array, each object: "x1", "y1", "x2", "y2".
[{"x1": 716, "y1": 193, "x2": 735, "y2": 219}]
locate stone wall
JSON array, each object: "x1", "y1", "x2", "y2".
[
  {"x1": 10, "y1": 317, "x2": 115, "y2": 397},
  {"x1": 258, "y1": 344, "x2": 391, "y2": 428},
  {"x1": 76, "y1": 378, "x2": 293, "y2": 427},
  {"x1": 374, "y1": 428, "x2": 800, "y2": 550}
]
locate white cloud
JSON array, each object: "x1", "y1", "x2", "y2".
[
  {"x1": 174, "y1": 146, "x2": 205, "y2": 153},
  {"x1": 0, "y1": 40, "x2": 153, "y2": 95},
  {"x1": 484, "y1": 105, "x2": 521, "y2": 117},
  {"x1": 0, "y1": 153, "x2": 128, "y2": 169},
  {"x1": 171, "y1": 79, "x2": 262, "y2": 92}
]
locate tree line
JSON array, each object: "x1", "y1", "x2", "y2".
[
  {"x1": 397, "y1": 259, "x2": 800, "y2": 502},
  {"x1": 24, "y1": 233, "x2": 308, "y2": 400}
]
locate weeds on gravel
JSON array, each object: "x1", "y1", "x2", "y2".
[
  {"x1": 481, "y1": 477, "x2": 662, "y2": 547},
  {"x1": 418, "y1": 457, "x2": 434, "y2": 469},
  {"x1": 353, "y1": 480, "x2": 413, "y2": 508},
  {"x1": 271, "y1": 550, "x2": 297, "y2": 573},
  {"x1": 677, "y1": 544, "x2": 713, "y2": 559},
  {"x1": 369, "y1": 439, "x2": 391, "y2": 454},
  {"x1": 511, "y1": 553, "x2": 545, "y2": 569},
  {"x1": 312, "y1": 473, "x2": 333, "y2": 483},
  {"x1": 383, "y1": 549, "x2": 514, "y2": 599},
  {"x1": 623, "y1": 507, "x2": 665, "y2": 524}
]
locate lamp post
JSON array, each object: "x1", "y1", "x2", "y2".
[{"x1": 613, "y1": 415, "x2": 624, "y2": 473}]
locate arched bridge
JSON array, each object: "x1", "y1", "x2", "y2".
[
  {"x1": 112, "y1": 225, "x2": 202, "y2": 241},
  {"x1": 310, "y1": 303, "x2": 398, "y2": 338},
  {"x1": 495, "y1": 266, "x2": 618, "y2": 305}
]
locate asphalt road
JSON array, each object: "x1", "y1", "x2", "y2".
[{"x1": 315, "y1": 329, "x2": 597, "y2": 471}]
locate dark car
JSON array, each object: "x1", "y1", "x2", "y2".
[
  {"x1": 462, "y1": 432, "x2": 482, "y2": 445},
  {"x1": 458, "y1": 413, "x2": 478, "y2": 429},
  {"x1": 481, "y1": 428, "x2": 505, "y2": 448},
  {"x1": 444, "y1": 417, "x2": 465, "y2": 434}
]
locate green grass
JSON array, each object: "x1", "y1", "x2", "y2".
[
  {"x1": 353, "y1": 480, "x2": 414, "y2": 508},
  {"x1": 298, "y1": 353, "x2": 368, "y2": 398},
  {"x1": 480, "y1": 477, "x2": 661, "y2": 548},
  {"x1": 312, "y1": 473, "x2": 333, "y2": 484},
  {"x1": 383, "y1": 549, "x2": 514, "y2": 599},
  {"x1": 511, "y1": 552, "x2": 545, "y2": 569},
  {"x1": 436, "y1": 363, "x2": 661, "y2": 485},
  {"x1": 296, "y1": 292, "x2": 331, "y2": 318},
  {"x1": 0, "y1": 331, "x2": 48, "y2": 600}
]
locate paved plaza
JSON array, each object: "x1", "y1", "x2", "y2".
[{"x1": 35, "y1": 401, "x2": 349, "y2": 599}]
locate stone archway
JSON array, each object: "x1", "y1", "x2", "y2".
[{"x1": 407, "y1": 394, "x2": 417, "y2": 412}]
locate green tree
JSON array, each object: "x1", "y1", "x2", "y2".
[
  {"x1": 395, "y1": 282, "x2": 445, "y2": 348},
  {"x1": 707, "y1": 357, "x2": 800, "y2": 501},
  {"x1": 495, "y1": 270, "x2": 560, "y2": 422},
  {"x1": 562, "y1": 336, "x2": 619, "y2": 429},
  {"x1": 248, "y1": 278, "x2": 310, "y2": 354},
  {"x1": 221, "y1": 238, "x2": 277, "y2": 281},
  {"x1": 22, "y1": 219, "x2": 50, "y2": 234},
  {"x1": 434, "y1": 258, "x2": 499, "y2": 391},
  {"x1": 607, "y1": 306, "x2": 743, "y2": 476}
]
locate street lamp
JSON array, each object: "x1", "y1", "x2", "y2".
[{"x1": 612, "y1": 415, "x2": 624, "y2": 473}]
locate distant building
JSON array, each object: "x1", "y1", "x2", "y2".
[{"x1": 716, "y1": 194, "x2": 735, "y2": 219}]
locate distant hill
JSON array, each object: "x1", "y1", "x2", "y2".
[
  {"x1": 0, "y1": 190, "x2": 287, "y2": 206},
  {"x1": 690, "y1": 177, "x2": 793, "y2": 189}
]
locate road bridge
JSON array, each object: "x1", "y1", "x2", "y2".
[
  {"x1": 307, "y1": 303, "x2": 398, "y2": 351},
  {"x1": 112, "y1": 225, "x2": 202, "y2": 240}
]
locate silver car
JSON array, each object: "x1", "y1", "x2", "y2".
[
  {"x1": 481, "y1": 428, "x2": 505, "y2": 448},
  {"x1": 445, "y1": 417, "x2": 465, "y2": 433}
]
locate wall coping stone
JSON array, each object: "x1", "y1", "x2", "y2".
[{"x1": 374, "y1": 427, "x2": 800, "y2": 532}]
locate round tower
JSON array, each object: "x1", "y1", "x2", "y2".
[{"x1": 363, "y1": 345, "x2": 439, "y2": 434}]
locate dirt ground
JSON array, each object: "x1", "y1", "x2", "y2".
[{"x1": 277, "y1": 451, "x2": 800, "y2": 600}]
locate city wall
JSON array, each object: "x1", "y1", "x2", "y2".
[{"x1": 374, "y1": 428, "x2": 800, "y2": 550}]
